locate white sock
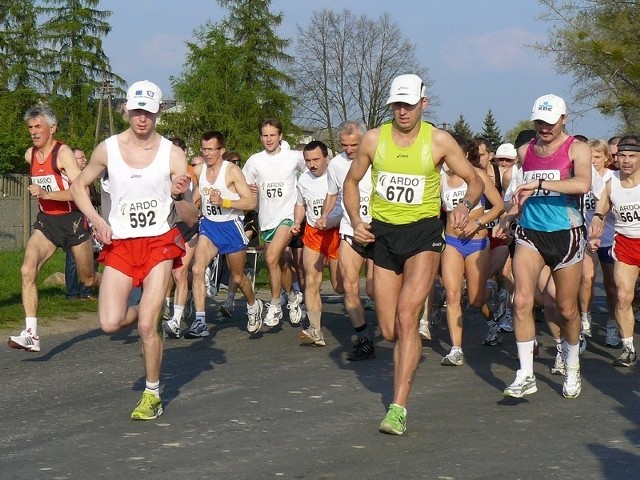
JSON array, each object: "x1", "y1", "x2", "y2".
[
  {"x1": 516, "y1": 340, "x2": 535, "y2": 375},
  {"x1": 26, "y1": 317, "x2": 38, "y2": 335},
  {"x1": 247, "y1": 301, "x2": 258, "y2": 313},
  {"x1": 566, "y1": 341, "x2": 580, "y2": 367},
  {"x1": 171, "y1": 305, "x2": 184, "y2": 323},
  {"x1": 621, "y1": 337, "x2": 635, "y2": 351},
  {"x1": 195, "y1": 312, "x2": 206, "y2": 323},
  {"x1": 145, "y1": 380, "x2": 160, "y2": 398}
]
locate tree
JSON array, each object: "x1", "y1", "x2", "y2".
[
  {"x1": 38, "y1": 0, "x2": 124, "y2": 144},
  {"x1": 218, "y1": 0, "x2": 297, "y2": 139},
  {"x1": 0, "y1": 0, "x2": 42, "y2": 92},
  {"x1": 504, "y1": 119, "x2": 535, "y2": 146},
  {"x1": 291, "y1": 9, "x2": 428, "y2": 150},
  {"x1": 478, "y1": 109, "x2": 502, "y2": 149},
  {"x1": 536, "y1": 0, "x2": 640, "y2": 132},
  {"x1": 451, "y1": 114, "x2": 474, "y2": 140},
  {"x1": 165, "y1": 0, "x2": 297, "y2": 157}
]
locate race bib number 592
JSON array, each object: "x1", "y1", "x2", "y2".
[{"x1": 376, "y1": 171, "x2": 425, "y2": 205}]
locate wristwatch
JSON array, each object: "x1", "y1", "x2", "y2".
[{"x1": 460, "y1": 199, "x2": 473, "y2": 212}]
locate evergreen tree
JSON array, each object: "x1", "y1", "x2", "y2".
[
  {"x1": 479, "y1": 109, "x2": 502, "y2": 149},
  {"x1": 39, "y1": 0, "x2": 124, "y2": 144},
  {"x1": 217, "y1": 0, "x2": 296, "y2": 138},
  {"x1": 451, "y1": 114, "x2": 474, "y2": 140}
]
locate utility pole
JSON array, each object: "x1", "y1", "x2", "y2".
[{"x1": 94, "y1": 79, "x2": 115, "y2": 146}]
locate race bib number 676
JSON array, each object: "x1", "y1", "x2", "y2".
[{"x1": 376, "y1": 171, "x2": 425, "y2": 205}]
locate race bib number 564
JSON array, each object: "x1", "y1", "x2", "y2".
[{"x1": 376, "y1": 171, "x2": 425, "y2": 205}]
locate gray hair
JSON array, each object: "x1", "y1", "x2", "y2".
[
  {"x1": 337, "y1": 120, "x2": 366, "y2": 139},
  {"x1": 24, "y1": 105, "x2": 57, "y2": 126}
]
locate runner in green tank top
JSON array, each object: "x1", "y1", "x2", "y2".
[{"x1": 344, "y1": 74, "x2": 484, "y2": 435}]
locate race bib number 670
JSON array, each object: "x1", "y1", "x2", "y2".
[{"x1": 376, "y1": 171, "x2": 425, "y2": 205}]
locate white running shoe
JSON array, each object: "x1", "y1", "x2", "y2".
[
  {"x1": 441, "y1": 348, "x2": 464, "y2": 366},
  {"x1": 264, "y1": 302, "x2": 283, "y2": 327},
  {"x1": 550, "y1": 342, "x2": 566, "y2": 376},
  {"x1": 563, "y1": 365, "x2": 582, "y2": 398},
  {"x1": 8, "y1": 328, "x2": 40, "y2": 352},
  {"x1": 418, "y1": 317, "x2": 431, "y2": 340},
  {"x1": 247, "y1": 299, "x2": 263, "y2": 334},
  {"x1": 287, "y1": 291, "x2": 304, "y2": 324},
  {"x1": 298, "y1": 327, "x2": 326, "y2": 346},
  {"x1": 581, "y1": 313, "x2": 592, "y2": 337},
  {"x1": 503, "y1": 370, "x2": 537, "y2": 398}
]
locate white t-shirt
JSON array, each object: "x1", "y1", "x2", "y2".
[
  {"x1": 297, "y1": 169, "x2": 342, "y2": 228},
  {"x1": 242, "y1": 149, "x2": 306, "y2": 231},
  {"x1": 326, "y1": 152, "x2": 372, "y2": 236}
]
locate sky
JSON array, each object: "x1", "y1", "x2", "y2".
[{"x1": 99, "y1": 0, "x2": 616, "y2": 140}]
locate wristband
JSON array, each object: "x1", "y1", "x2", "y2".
[
  {"x1": 593, "y1": 212, "x2": 605, "y2": 221},
  {"x1": 222, "y1": 198, "x2": 232, "y2": 209},
  {"x1": 460, "y1": 199, "x2": 473, "y2": 212},
  {"x1": 538, "y1": 179, "x2": 543, "y2": 190},
  {"x1": 171, "y1": 193, "x2": 184, "y2": 201}
]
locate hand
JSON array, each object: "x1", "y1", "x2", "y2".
[
  {"x1": 171, "y1": 174, "x2": 191, "y2": 197},
  {"x1": 249, "y1": 183, "x2": 258, "y2": 197},
  {"x1": 28, "y1": 184, "x2": 45, "y2": 199},
  {"x1": 513, "y1": 182, "x2": 537, "y2": 208},
  {"x1": 290, "y1": 223, "x2": 301, "y2": 235},
  {"x1": 209, "y1": 189, "x2": 222, "y2": 206},
  {"x1": 316, "y1": 216, "x2": 327, "y2": 230},
  {"x1": 587, "y1": 237, "x2": 601, "y2": 253},
  {"x1": 449, "y1": 203, "x2": 470, "y2": 231},
  {"x1": 588, "y1": 218, "x2": 603, "y2": 239},
  {"x1": 93, "y1": 218, "x2": 113, "y2": 245},
  {"x1": 354, "y1": 221, "x2": 375, "y2": 245}
]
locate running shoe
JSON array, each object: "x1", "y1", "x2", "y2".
[
  {"x1": 246, "y1": 299, "x2": 263, "y2": 334},
  {"x1": 498, "y1": 309, "x2": 513, "y2": 333},
  {"x1": 347, "y1": 337, "x2": 376, "y2": 361},
  {"x1": 579, "y1": 335, "x2": 587, "y2": 355},
  {"x1": 7, "y1": 328, "x2": 40, "y2": 352},
  {"x1": 503, "y1": 370, "x2": 537, "y2": 398},
  {"x1": 483, "y1": 321, "x2": 503, "y2": 346},
  {"x1": 563, "y1": 365, "x2": 582, "y2": 399},
  {"x1": 219, "y1": 303, "x2": 234, "y2": 318},
  {"x1": 162, "y1": 319, "x2": 181, "y2": 339},
  {"x1": 287, "y1": 291, "x2": 304, "y2": 324},
  {"x1": 605, "y1": 321, "x2": 620, "y2": 347},
  {"x1": 379, "y1": 404, "x2": 406, "y2": 435},
  {"x1": 581, "y1": 313, "x2": 592, "y2": 338},
  {"x1": 612, "y1": 347, "x2": 637, "y2": 367},
  {"x1": 363, "y1": 298, "x2": 376, "y2": 311},
  {"x1": 298, "y1": 327, "x2": 326, "y2": 346},
  {"x1": 130, "y1": 391, "x2": 163, "y2": 420},
  {"x1": 441, "y1": 348, "x2": 464, "y2": 366},
  {"x1": 486, "y1": 279, "x2": 501, "y2": 317},
  {"x1": 264, "y1": 303, "x2": 283, "y2": 327},
  {"x1": 550, "y1": 342, "x2": 566, "y2": 376},
  {"x1": 418, "y1": 317, "x2": 431, "y2": 340},
  {"x1": 184, "y1": 319, "x2": 209, "y2": 339}
]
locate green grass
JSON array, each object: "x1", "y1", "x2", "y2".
[{"x1": 0, "y1": 249, "x2": 97, "y2": 328}]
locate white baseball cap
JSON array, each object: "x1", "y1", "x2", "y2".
[
  {"x1": 126, "y1": 80, "x2": 162, "y2": 113},
  {"x1": 495, "y1": 143, "x2": 517, "y2": 160},
  {"x1": 530, "y1": 94, "x2": 566, "y2": 124},
  {"x1": 386, "y1": 74, "x2": 426, "y2": 105}
]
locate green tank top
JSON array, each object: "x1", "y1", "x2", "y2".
[{"x1": 370, "y1": 121, "x2": 441, "y2": 224}]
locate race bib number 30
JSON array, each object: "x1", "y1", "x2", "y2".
[
  {"x1": 118, "y1": 197, "x2": 162, "y2": 229},
  {"x1": 376, "y1": 171, "x2": 425, "y2": 205}
]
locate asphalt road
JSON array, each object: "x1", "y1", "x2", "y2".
[{"x1": 1, "y1": 282, "x2": 638, "y2": 480}]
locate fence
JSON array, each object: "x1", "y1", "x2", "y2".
[{"x1": 0, "y1": 175, "x2": 37, "y2": 250}]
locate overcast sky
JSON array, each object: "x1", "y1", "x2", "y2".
[{"x1": 99, "y1": 0, "x2": 616, "y2": 139}]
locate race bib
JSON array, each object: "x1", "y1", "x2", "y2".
[
  {"x1": 523, "y1": 169, "x2": 561, "y2": 197},
  {"x1": 260, "y1": 181, "x2": 290, "y2": 200},
  {"x1": 583, "y1": 192, "x2": 596, "y2": 211},
  {"x1": 31, "y1": 174, "x2": 61, "y2": 192},
  {"x1": 118, "y1": 197, "x2": 162, "y2": 229},
  {"x1": 376, "y1": 171, "x2": 425, "y2": 205},
  {"x1": 615, "y1": 202, "x2": 640, "y2": 223}
]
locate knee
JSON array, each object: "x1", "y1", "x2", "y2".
[
  {"x1": 513, "y1": 292, "x2": 534, "y2": 314},
  {"x1": 379, "y1": 323, "x2": 396, "y2": 342},
  {"x1": 265, "y1": 252, "x2": 280, "y2": 268},
  {"x1": 617, "y1": 290, "x2": 634, "y2": 309},
  {"x1": 231, "y1": 270, "x2": 245, "y2": 286},
  {"x1": 21, "y1": 262, "x2": 37, "y2": 282},
  {"x1": 191, "y1": 262, "x2": 206, "y2": 280},
  {"x1": 100, "y1": 319, "x2": 120, "y2": 335}
]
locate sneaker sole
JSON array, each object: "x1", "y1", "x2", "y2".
[
  {"x1": 379, "y1": 422, "x2": 405, "y2": 435},
  {"x1": 612, "y1": 359, "x2": 637, "y2": 367},
  {"x1": 7, "y1": 339, "x2": 40, "y2": 352},
  {"x1": 503, "y1": 384, "x2": 537, "y2": 398},
  {"x1": 131, "y1": 406, "x2": 164, "y2": 420},
  {"x1": 563, "y1": 386, "x2": 582, "y2": 399},
  {"x1": 184, "y1": 331, "x2": 210, "y2": 339}
]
